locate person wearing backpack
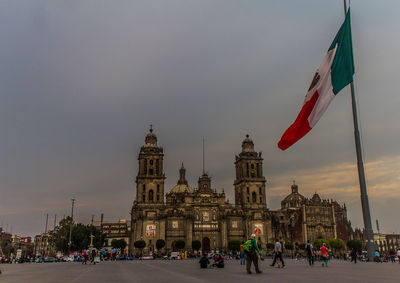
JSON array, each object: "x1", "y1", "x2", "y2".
[
  {"x1": 244, "y1": 234, "x2": 262, "y2": 274},
  {"x1": 306, "y1": 240, "x2": 314, "y2": 266}
]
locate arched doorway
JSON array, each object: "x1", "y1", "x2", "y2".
[
  {"x1": 202, "y1": 237, "x2": 210, "y2": 253},
  {"x1": 171, "y1": 241, "x2": 176, "y2": 251}
]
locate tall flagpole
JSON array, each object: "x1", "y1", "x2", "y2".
[
  {"x1": 202, "y1": 138, "x2": 205, "y2": 175},
  {"x1": 343, "y1": 0, "x2": 375, "y2": 261}
]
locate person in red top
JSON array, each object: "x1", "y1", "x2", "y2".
[{"x1": 320, "y1": 243, "x2": 328, "y2": 267}]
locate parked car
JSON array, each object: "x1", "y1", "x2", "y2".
[
  {"x1": 44, "y1": 257, "x2": 57, "y2": 263},
  {"x1": 62, "y1": 256, "x2": 74, "y2": 262},
  {"x1": 170, "y1": 252, "x2": 180, "y2": 260}
]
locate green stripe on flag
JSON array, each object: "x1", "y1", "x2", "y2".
[{"x1": 329, "y1": 9, "x2": 355, "y2": 95}]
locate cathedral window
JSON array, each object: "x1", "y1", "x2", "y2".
[
  {"x1": 156, "y1": 159, "x2": 159, "y2": 175},
  {"x1": 149, "y1": 190, "x2": 154, "y2": 202},
  {"x1": 251, "y1": 172, "x2": 255, "y2": 178},
  {"x1": 246, "y1": 187, "x2": 249, "y2": 194},
  {"x1": 259, "y1": 187, "x2": 262, "y2": 194},
  {"x1": 149, "y1": 169, "x2": 154, "y2": 175},
  {"x1": 246, "y1": 163, "x2": 249, "y2": 177},
  {"x1": 252, "y1": 192, "x2": 257, "y2": 203},
  {"x1": 143, "y1": 184, "x2": 146, "y2": 191},
  {"x1": 150, "y1": 159, "x2": 153, "y2": 165},
  {"x1": 247, "y1": 196, "x2": 250, "y2": 202},
  {"x1": 143, "y1": 159, "x2": 147, "y2": 174},
  {"x1": 157, "y1": 184, "x2": 160, "y2": 193},
  {"x1": 142, "y1": 193, "x2": 145, "y2": 202},
  {"x1": 251, "y1": 164, "x2": 254, "y2": 170},
  {"x1": 260, "y1": 196, "x2": 262, "y2": 203},
  {"x1": 157, "y1": 194, "x2": 159, "y2": 201}
]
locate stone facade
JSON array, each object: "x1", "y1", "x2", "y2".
[{"x1": 130, "y1": 128, "x2": 352, "y2": 253}]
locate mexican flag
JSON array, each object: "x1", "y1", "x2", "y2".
[{"x1": 278, "y1": 9, "x2": 355, "y2": 150}]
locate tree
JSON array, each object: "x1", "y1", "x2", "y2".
[
  {"x1": 71, "y1": 223, "x2": 91, "y2": 251},
  {"x1": 134, "y1": 240, "x2": 146, "y2": 253},
  {"x1": 266, "y1": 243, "x2": 275, "y2": 250},
  {"x1": 156, "y1": 239, "x2": 166, "y2": 251},
  {"x1": 296, "y1": 243, "x2": 306, "y2": 250},
  {"x1": 175, "y1": 240, "x2": 185, "y2": 250},
  {"x1": 346, "y1": 240, "x2": 362, "y2": 253},
  {"x1": 284, "y1": 242, "x2": 294, "y2": 250},
  {"x1": 192, "y1": 240, "x2": 201, "y2": 251},
  {"x1": 52, "y1": 218, "x2": 104, "y2": 253},
  {"x1": 313, "y1": 238, "x2": 329, "y2": 249},
  {"x1": 228, "y1": 240, "x2": 241, "y2": 252},
  {"x1": 329, "y1": 238, "x2": 345, "y2": 252},
  {"x1": 53, "y1": 217, "x2": 73, "y2": 253},
  {"x1": 111, "y1": 239, "x2": 127, "y2": 251}
]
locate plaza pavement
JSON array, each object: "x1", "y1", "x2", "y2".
[{"x1": 1, "y1": 258, "x2": 399, "y2": 283}]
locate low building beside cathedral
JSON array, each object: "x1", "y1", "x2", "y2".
[{"x1": 130, "y1": 128, "x2": 352, "y2": 253}]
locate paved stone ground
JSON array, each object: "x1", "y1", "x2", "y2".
[{"x1": 1, "y1": 258, "x2": 400, "y2": 283}]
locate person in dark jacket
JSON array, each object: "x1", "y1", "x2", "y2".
[
  {"x1": 199, "y1": 253, "x2": 210, "y2": 269},
  {"x1": 350, "y1": 248, "x2": 357, "y2": 264}
]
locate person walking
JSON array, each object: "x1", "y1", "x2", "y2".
[
  {"x1": 239, "y1": 242, "x2": 246, "y2": 265},
  {"x1": 397, "y1": 249, "x2": 400, "y2": 264},
  {"x1": 374, "y1": 250, "x2": 380, "y2": 263},
  {"x1": 244, "y1": 234, "x2": 262, "y2": 274},
  {"x1": 350, "y1": 248, "x2": 357, "y2": 264},
  {"x1": 270, "y1": 239, "x2": 286, "y2": 269},
  {"x1": 82, "y1": 249, "x2": 88, "y2": 265},
  {"x1": 91, "y1": 248, "x2": 97, "y2": 265},
  {"x1": 320, "y1": 243, "x2": 328, "y2": 267},
  {"x1": 306, "y1": 240, "x2": 314, "y2": 266}
]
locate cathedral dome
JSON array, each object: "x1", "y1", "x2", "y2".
[
  {"x1": 281, "y1": 182, "x2": 305, "y2": 209},
  {"x1": 282, "y1": 192, "x2": 305, "y2": 204},
  {"x1": 170, "y1": 163, "x2": 193, "y2": 194},
  {"x1": 170, "y1": 184, "x2": 194, "y2": 194}
]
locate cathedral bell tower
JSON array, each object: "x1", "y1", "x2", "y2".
[
  {"x1": 135, "y1": 126, "x2": 165, "y2": 204},
  {"x1": 234, "y1": 135, "x2": 266, "y2": 208}
]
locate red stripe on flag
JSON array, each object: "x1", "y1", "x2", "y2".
[{"x1": 278, "y1": 90, "x2": 319, "y2": 150}]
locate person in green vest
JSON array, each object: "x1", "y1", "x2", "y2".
[{"x1": 243, "y1": 234, "x2": 262, "y2": 274}]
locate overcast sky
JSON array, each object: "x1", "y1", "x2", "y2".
[{"x1": 1, "y1": 0, "x2": 399, "y2": 237}]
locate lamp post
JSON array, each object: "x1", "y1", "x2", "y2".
[{"x1": 68, "y1": 198, "x2": 75, "y2": 253}]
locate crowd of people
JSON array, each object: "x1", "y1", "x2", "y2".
[{"x1": 198, "y1": 234, "x2": 400, "y2": 274}]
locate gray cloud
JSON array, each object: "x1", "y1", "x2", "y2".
[{"x1": 1, "y1": 0, "x2": 399, "y2": 236}]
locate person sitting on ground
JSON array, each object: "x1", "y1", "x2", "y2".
[
  {"x1": 199, "y1": 253, "x2": 210, "y2": 269},
  {"x1": 212, "y1": 254, "x2": 225, "y2": 268}
]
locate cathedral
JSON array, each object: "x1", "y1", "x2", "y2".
[{"x1": 130, "y1": 128, "x2": 352, "y2": 253}]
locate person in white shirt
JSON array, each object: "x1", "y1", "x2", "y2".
[
  {"x1": 270, "y1": 239, "x2": 286, "y2": 268},
  {"x1": 397, "y1": 249, "x2": 400, "y2": 264}
]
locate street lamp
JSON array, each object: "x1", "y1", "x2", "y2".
[{"x1": 68, "y1": 198, "x2": 75, "y2": 253}]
